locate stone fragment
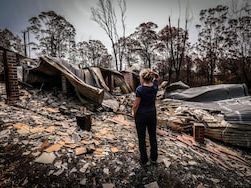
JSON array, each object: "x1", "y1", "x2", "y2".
[
  {"x1": 45, "y1": 107, "x2": 59, "y2": 113},
  {"x1": 111, "y1": 147, "x2": 119, "y2": 153},
  {"x1": 162, "y1": 158, "x2": 171, "y2": 168},
  {"x1": 22, "y1": 177, "x2": 28, "y2": 186},
  {"x1": 144, "y1": 182, "x2": 159, "y2": 188},
  {"x1": 197, "y1": 183, "x2": 204, "y2": 188},
  {"x1": 94, "y1": 148, "x2": 105, "y2": 156},
  {"x1": 70, "y1": 167, "x2": 77, "y2": 174},
  {"x1": 75, "y1": 147, "x2": 87, "y2": 155},
  {"x1": 210, "y1": 178, "x2": 220, "y2": 184},
  {"x1": 48, "y1": 170, "x2": 54, "y2": 175},
  {"x1": 115, "y1": 166, "x2": 121, "y2": 172},
  {"x1": 102, "y1": 183, "x2": 115, "y2": 188},
  {"x1": 188, "y1": 160, "x2": 197, "y2": 166},
  {"x1": 54, "y1": 160, "x2": 62, "y2": 168},
  {"x1": 79, "y1": 163, "x2": 89, "y2": 173},
  {"x1": 103, "y1": 168, "x2": 109, "y2": 175},
  {"x1": 34, "y1": 152, "x2": 56, "y2": 164},
  {"x1": 54, "y1": 168, "x2": 64, "y2": 176},
  {"x1": 22, "y1": 140, "x2": 29, "y2": 145},
  {"x1": 14, "y1": 123, "x2": 30, "y2": 135},
  {"x1": 65, "y1": 143, "x2": 79, "y2": 149},
  {"x1": 45, "y1": 126, "x2": 56, "y2": 133},
  {"x1": 0, "y1": 129, "x2": 10, "y2": 137},
  {"x1": 80, "y1": 178, "x2": 87, "y2": 185},
  {"x1": 22, "y1": 151, "x2": 31, "y2": 155},
  {"x1": 32, "y1": 151, "x2": 41, "y2": 157},
  {"x1": 45, "y1": 143, "x2": 63, "y2": 153},
  {"x1": 30, "y1": 127, "x2": 44, "y2": 134},
  {"x1": 57, "y1": 131, "x2": 69, "y2": 136},
  {"x1": 72, "y1": 132, "x2": 81, "y2": 142}
]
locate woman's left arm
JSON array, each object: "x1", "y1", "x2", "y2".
[{"x1": 151, "y1": 70, "x2": 160, "y2": 81}]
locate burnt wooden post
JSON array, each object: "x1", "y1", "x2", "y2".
[
  {"x1": 61, "y1": 74, "x2": 68, "y2": 95},
  {"x1": 105, "y1": 71, "x2": 114, "y2": 92},
  {"x1": 3, "y1": 51, "x2": 19, "y2": 105},
  {"x1": 193, "y1": 123, "x2": 205, "y2": 143},
  {"x1": 76, "y1": 114, "x2": 92, "y2": 131},
  {"x1": 61, "y1": 74, "x2": 74, "y2": 96}
]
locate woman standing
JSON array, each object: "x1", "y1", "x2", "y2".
[{"x1": 132, "y1": 68, "x2": 159, "y2": 166}]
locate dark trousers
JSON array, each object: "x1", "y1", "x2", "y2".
[{"x1": 135, "y1": 111, "x2": 158, "y2": 164}]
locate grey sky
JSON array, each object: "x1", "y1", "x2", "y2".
[{"x1": 0, "y1": 0, "x2": 238, "y2": 53}]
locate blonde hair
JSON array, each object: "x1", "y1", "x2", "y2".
[{"x1": 139, "y1": 68, "x2": 153, "y2": 82}]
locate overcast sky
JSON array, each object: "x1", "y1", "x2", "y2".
[{"x1": 0, "y1": 0, "x2": 242, "y2": 53}]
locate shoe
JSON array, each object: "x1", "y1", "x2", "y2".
[
  {"x1": 140, "y1": 160, "x2": 149, "y2": 167},
  {"x1": 150, "y1": 159, "x2": 157, "y2": 165}
]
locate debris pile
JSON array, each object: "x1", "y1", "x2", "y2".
[
  {"x1": 0, "y1": 52, "x2": 251, "y2": 187},
  {"x1": 0, "y1": 85, "x2": 251, "y2": 187},
  {"x1": 162, "y1": 82, "x2": 251, "y2": 148}
]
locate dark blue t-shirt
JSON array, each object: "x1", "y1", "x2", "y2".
[{"x1": 136, "y1": 80, "x2": 158, "y2": 114}]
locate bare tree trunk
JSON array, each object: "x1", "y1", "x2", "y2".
[
  {"x1": 177, "y1": 19, "x2": 188, "y2": 82},
  {"x1": 165, "y1": 42, "x2": 173, "y2": 84},
  {"x1": 186, "y1": 57, "x2": 191, "y2": 84},
  {"x1": 126, "y1": 55, "x2": 130, "y2": 68},
  {"x1": 23, "y1": 31, "x2": 27, "y2": 57},
  {"x1": 175, "y1": 18, "x2": 180, "y2": 81},
  {"x1": 168, "y1": 60, "x2": 173, "y2": 84},
  {"x1": 91, "y1": 0, "x2": 126, "y2": 71},
  {"x1": 112, "y1": 42, "x2": 118, "y2": 70},
  {"x1": 241, "y1": 46, "x2": 249, "y2": 84},
  {"x1": 118, "y1": 0, "x2": 126, "y2": 71},
  {"x1": 208, "y1": 27, "x2": 214, "y2": 85},
  {"x1": 210, "y1": 60, "x2": 214, "y2": 85},
  {"x1": 148, "y1": 54, "x2": 151, "y2": 68},
  {"x1": 168, "y1": 17, "x2": 175, "y2": 83}
]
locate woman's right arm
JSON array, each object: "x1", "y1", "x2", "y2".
[{"x1": 132, "y1": 97, "x2": 141, "y2": 117}]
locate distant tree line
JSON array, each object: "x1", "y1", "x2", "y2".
[
  {"x1": 0, "y1": 28, "x2": 22, "y2": 52},
  {"x1": 0, "y1": 1, "x2": 250, "y2": 88}
]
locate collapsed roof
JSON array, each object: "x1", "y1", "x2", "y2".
[
  {"x1": 165, "y1": 83, "x2": 249, "y2": 102},
  {"x1": 22, "y1": 56, "x2": 134, "y2": 108}
]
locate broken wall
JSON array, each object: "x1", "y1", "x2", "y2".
[
  {"x1": 121, "y1": 71, "x2": 140, "y2": 92},
  {"x1": 0, "y1": 49, "x2": 20, "y2": 105}
]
